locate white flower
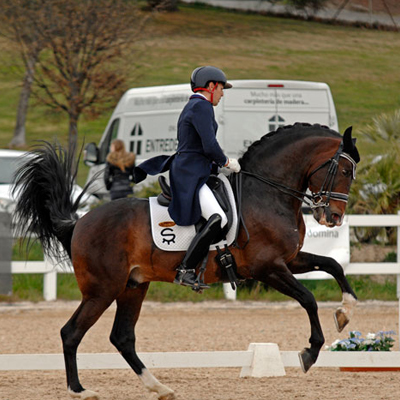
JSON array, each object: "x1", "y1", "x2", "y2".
[
  {"x1": 329, "y1": 339, "x2": 341, "y2": 349},
  {"x1": 366, "y1": 333, "x2": 376, "y2": 340}
]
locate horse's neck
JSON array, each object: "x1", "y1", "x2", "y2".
[
  {"x1": 246, "y1": 138, "x2": 315, "y2": 189},
  {"x1": 240, "y1": 135, "x2": 338, "y2": 211}
]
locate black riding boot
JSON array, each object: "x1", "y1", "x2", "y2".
[{"x1": 174, "y1": 213, "x2": 222, "y2": 289}]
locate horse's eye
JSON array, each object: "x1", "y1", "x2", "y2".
[{"x1": 342, "y1": 169, "x2": 351, "y2": 177}]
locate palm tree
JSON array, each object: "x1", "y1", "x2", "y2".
[{"x1": 349, "y1": 109, "x2": 400, "y2": 243}]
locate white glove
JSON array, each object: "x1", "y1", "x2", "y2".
[{"x1": 225, "y1": 158, "x2": 241, "y2": 173}]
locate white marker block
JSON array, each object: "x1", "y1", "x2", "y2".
[{"x1": 240, "y1": 343, "x2": 286, "y2": 378}]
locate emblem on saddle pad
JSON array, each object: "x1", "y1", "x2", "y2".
[
  {"x1": 159, "y1": 221, "x2": 176, "y2": 227},
  {"x1": 149, "y1": 174, "x2": 238, "y2": 251}
]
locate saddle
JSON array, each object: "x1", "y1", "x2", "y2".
[
  {"x1": 149, "y1": 173, "x2": 238, "y2": 252},
  {"x1": 157, "y1": 174, "x2": 234, "y2": 240},
  {"x1": 150, "y1": 173, "x2": 240, "y2": 289}
]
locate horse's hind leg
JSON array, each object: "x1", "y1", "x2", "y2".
[
  {"x1": 110, "y1": 282, "x2": 175, "y2": 400},
  {"x1": 287, "y1": 251, "x2": 358, "y2": 332},
  {"x1": 61, "y1": 297, "x2": 114, "y2": 400}
]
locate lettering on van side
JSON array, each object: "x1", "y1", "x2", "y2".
[
  {"x1": 134, "y1": 94, "x2": 190, "y2": 107},
  {"x1": 146, "y1": 138, "x2": 179, "y2": 153},
  {"x1": 130, "y1": 123, "x2": 143, "y2": 155}
]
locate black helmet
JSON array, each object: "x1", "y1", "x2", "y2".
[{"x1": 190, "y1": 66, "x2": 232, "y2": 92}]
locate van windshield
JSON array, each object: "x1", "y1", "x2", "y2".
[{"x1": 0, "y1": 157, "x2": 23, "y2": 184}]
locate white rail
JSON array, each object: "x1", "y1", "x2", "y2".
[{"x1": 1, "y1": 345, "x2": 400, "y2": 374}]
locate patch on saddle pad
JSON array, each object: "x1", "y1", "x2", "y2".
[{"x1": 149, "y1": 173, "x2": 238, "y2": 251}]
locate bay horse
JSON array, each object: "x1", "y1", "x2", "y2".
[{"x1": 13, "y1": 123, "x2": 360, "y2": 400}]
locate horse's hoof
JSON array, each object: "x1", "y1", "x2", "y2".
[
  {"x1": 68, "y1": 388, "x2": 99, "y2": 400},
  {"x1": 298, "y1": 348, "x2": 314, "y2": 373},
  {"x1": 334, "y1": 308, "x2": 350, "y2": 333}
]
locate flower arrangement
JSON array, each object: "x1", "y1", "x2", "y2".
[{"x1": 327, "y1": 330, "x2": 396, "y2": 352}]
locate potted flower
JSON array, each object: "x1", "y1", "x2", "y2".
[{"x1": 327, "y1": 330, "x2": 398, "y2": 371}]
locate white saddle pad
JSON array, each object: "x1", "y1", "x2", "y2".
[{"x1": 149, "y1": 173, "x2": 238, "y2": 251}]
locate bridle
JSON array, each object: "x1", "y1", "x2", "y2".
[
  {"x1": 238, "y1": 141, "x2": 357, "y2": 210},
  {"x1": 232, "y1": 139, "x2": 357, "y2": 249},
  {"x1": 307, "y1": 143, "x2": 357, "y2": 209}
]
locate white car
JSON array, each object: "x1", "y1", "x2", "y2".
[{"x1": 0, "y1": 149, "x2": 98, "y2": 217}]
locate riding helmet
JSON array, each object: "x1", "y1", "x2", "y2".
[{"x1": 190, "y1": 66, "x2": 232, "y2": 92}]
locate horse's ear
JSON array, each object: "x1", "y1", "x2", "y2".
[{"x1": 342, "y1": 126, "x2": 360, "y2": 163}]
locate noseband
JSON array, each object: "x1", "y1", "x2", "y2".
[{"x1": 238, "y1": 142, "x2": 357, "y2": 210}]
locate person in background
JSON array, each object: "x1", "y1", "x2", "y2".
[{"x1": 104, "y1": 139, "x2": 136, "y2": 200}]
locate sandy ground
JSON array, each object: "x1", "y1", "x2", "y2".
[{"x1": 0, "y1": 299, "x2": 399, "y2": 400}]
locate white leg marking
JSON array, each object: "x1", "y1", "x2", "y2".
[
  {"x1": 334, "y1": 292, "x2": 358, "y2": 332},
  {"x1": 341, "y1": 292, "x2": 357, "y2": 316},
  {"x1": 139, "y1": 368, "x2": 174, "y2": 399},
  {"x1": 68, "y1": 387, "x2": 99, "y2": 399}
]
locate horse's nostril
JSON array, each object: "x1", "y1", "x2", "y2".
[{"x1": 331, "y1": 213, "x2": 342, "y2": 224}]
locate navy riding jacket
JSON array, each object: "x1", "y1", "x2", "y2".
[{"x1": 134, "y1": 95, "x2": 227, "y2": 226}]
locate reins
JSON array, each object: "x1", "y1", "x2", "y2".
[{"x1": 231, "y1": 143, "x2": 357, "y2": 249}]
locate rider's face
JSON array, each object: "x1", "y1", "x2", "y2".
[{"x1": 210, "y1": 82, "x2": 224, "y2": 106}]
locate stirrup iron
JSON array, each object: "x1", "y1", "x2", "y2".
[{"x1": 192, "y1": 254, "x2": 209, "y2": 293}]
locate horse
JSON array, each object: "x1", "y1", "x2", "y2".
[{"x1": 13, "y1": 122, "x2": 360, "y2": 400}]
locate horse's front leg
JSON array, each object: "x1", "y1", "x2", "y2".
[
  {"x1": 287, "y1": 251, "x2": 357, "y2": 332},
  {"x1": 110, "y1": 282, "x2": 175, "y2": 400},
  {"x1": 254, "y1": 262, "x2": 324, "y2": 373}
]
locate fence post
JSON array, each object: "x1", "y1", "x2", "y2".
[
  {"x1": 223, "y1": 283, "x2": 236, "y2": 300},
  {"x1": 0, "y1": 212, "x2": 13, "y2": 296},
  {"x1": 43, "y1": 257, "x2": 57, "y2": 301},
  {"x1": 397, "y1": 211, "x2": 400, "y2": 350}
]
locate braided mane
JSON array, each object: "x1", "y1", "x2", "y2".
[{"x1": 239, "y1": 123, "x2": 341, "y2": 165}]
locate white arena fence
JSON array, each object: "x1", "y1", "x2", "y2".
[
  {"x1": 4, "y1": 214, "x2": 400, "y2": 375},
  {"x1": 1, "y1": 344, "x2": 400, "y2": 375},
  {"x1": 11, "y1": 214, "x2": 400, "y2": 302}
]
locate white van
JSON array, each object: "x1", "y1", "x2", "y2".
[{"x1": 84, "y1": 80, "x2": 338, "y2": 197}]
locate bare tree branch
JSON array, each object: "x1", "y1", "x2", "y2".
[{"x1": 1, "y1": 0, "x2": 149, "y2": 157}]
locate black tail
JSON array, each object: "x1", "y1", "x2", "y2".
[{"x1": 12, "y1": 141, "x2": 89, "y2": 262}]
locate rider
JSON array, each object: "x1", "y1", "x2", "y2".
[{"x1": 134, "y1": 66, "x2": 241, "y2": 289}]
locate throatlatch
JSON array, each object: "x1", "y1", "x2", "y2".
[{"x1": 215, "y1": 244, "x2": 239, "y2": 290}]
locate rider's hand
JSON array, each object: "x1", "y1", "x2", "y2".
[{"x1": 225, "y1": 158, "x2": 241, "y2": 173}]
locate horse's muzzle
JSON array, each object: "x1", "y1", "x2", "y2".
[{"x1": 312, "y1": 206, "x2": 343, "y2": 227}]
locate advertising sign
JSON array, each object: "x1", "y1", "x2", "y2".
[{"x1": 295, "y1": 215, "x2": 350, "y2": 280}]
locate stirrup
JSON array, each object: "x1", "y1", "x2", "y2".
[
  {"x1": 173, "y1": 267, "x2": 210, "y2": 290},
  {"x1": 192, "y1": 255, "x2": 210, "y2": 293}
]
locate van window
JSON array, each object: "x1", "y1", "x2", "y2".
[{"x1": 99, "y1": 119, "x2": 120, "y2": 163}]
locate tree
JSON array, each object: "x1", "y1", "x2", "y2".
[
  {"x1": 349, "y1": 109, "x2": 400, "y2": 243},
  {"x1": 2, "y1": 0, "x2": 147, "y2": 158},
  {"x1": 0, "y1": 1, "x2": 46, "y2": 148},
  {"x1": 285, "y1": 0, "x2": 329, "y2": 18},
  {"x1": 146, "y1": 0, "x2": 178, "y2": 12}
]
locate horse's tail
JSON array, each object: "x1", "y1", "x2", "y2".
[{"x1": 12, "y1": 141, "x2": 89, "y2": 262}]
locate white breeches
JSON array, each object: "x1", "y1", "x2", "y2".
[{"x1": 198, "y1": 183, "x2": 228, "y2": 228}]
